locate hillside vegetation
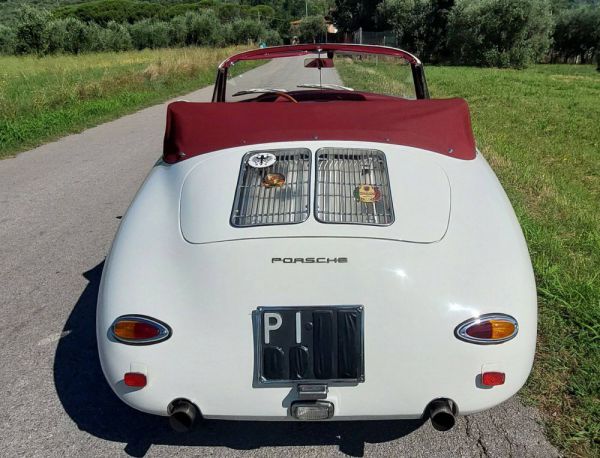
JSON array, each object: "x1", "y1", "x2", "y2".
[{"x1": 0, "y1": 0, "x2": 84, "y2": 24}]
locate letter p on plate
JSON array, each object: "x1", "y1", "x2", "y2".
[{"x1": 264, "y1": 312, "x2": 282, "y2": 344}]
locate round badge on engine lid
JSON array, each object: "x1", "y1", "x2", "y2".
[
  {"x1": 354, "y1": 184, "x2": 382, "y2": 203},
  {"x1": 248, "y1": 152, "x2": 277, "y2": 168}
]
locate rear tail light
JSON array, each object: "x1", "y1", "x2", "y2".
[
  {"x1": 124, "y1": 372, "x2": 147, "y2": 387},
  {"x1": 481, "y1": 371, "x2": 505, "y2": 387},
  {"x1": 111, "y1": 315, "x2": 171, "y2": 345},
  {"x1": 455, "y1": 314, "x2": 518, "y2": 344}
]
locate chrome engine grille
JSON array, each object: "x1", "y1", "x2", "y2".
[
  {"x1": 231, "y1": 149, "x2": 311, "y2": 227},
  {"x1": 315, "y1": 148, "x2": 394, "y2": 225}
]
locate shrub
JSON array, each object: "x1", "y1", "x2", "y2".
[
  {"x1": 44, "y1": 17, "x2": 91, "y2": 54},
  {"x1": 0, "y1": 25, "x2": 16, "y2": 55},
  {"x1": 183, "y1": 10, "x2": 220, "y2": 45},
  {"x1": 15, "y1": 5, "x2": 52, "y2": 54},
  {"x1": 43, "y1": 19, "x2": 69, "y2": 54},
  {"x1": 129, "y1": 19, "x2": 171, "y2": 49},
  {"x1": 231, "y1": 18, "x2": 266, "y2": 44},
  {"x1": 220, "y1": 23, "x2": 236, "y2": 45},
  {"x1": 261, "y1": 28, "x2": 283, "y2": 46},
  {"x1": 552, "y1": 7, "x2": 600, "y2": 64},
  {"x1": 447, "y1": 0, "x2": 553, "y2": 68},
  {"x1": 169, "y1": 14, "x2": 189, "y2": 47},
  {"x1": 104, "y1": 21, "x2": 134, "y2": 51},
  {"x1": 82, "y1": 22, "x2": 129, "y2": 52},
  {"x1": 83, "y1": 22, "x2": 107, "y2": 52}
]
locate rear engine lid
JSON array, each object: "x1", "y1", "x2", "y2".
[{"x1": 180, "y1": 145, "x2": 450, "y2": 244}]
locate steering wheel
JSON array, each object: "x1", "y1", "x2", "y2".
[{"x1": 258, "y1": 91, "x2": 299, "y2": 103}]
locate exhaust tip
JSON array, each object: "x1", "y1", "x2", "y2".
[
  {"x1": 426, "y1": 398, "x2": 457, "y2": 432},
  {"x1": 168, "y1": 399, "x2": 199, "y2": 432}
]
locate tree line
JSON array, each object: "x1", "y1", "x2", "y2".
[
  {"x1": 0, "y1": 3, "x2": 287, "y2": 55},
  {"x1": 335, "y1": 0, "x2": 600, "y2": 67},
  {"x1": 0, "y1": 0, "x2": 335, "y2": 56},
  {"x1": 0, "y1": 0, "x2": 598, "y2": 68}
]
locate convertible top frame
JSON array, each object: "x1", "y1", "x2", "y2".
[{"x1": 211, "y1": 43, "x2": 429, "y2": 102}]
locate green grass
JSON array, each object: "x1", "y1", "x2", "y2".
[
  {"x1": 0, "y1": 46, "x2": 253, "y2": 158},
  {"x1": 339, "y1": 61, "x2": 600, "y2": 456}
]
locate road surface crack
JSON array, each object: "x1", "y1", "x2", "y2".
[
  {"x1": 490, "y1": 408, "x2": 515, "y2": 456},
  {"x1": 465, "y1": 415, "x2": 490, "y2": 458}
]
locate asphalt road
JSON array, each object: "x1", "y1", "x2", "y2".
[
  {"x1": 225, "y1": 54, "x2": 343, "y2": 100},
  {"x1": 0, "y1": 58, "x2": 559, "y2": 457}
]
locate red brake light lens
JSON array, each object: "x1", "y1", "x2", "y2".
[
  {"x1": 124, "y1": 372, "x2": 147, "y2": 387},
  {"x1": 482, "y1": 372, "x2": 505, "y2": 386},
  {"x1": 455, "y1": 314, "x2": 518, "y2": 344},
  {"x1": 111, "y1": 315, "x2": 171, "y2": 344}
]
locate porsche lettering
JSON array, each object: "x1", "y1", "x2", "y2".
[{"x1": 271, "y1": 257, "x2": 348, "y2": 264}]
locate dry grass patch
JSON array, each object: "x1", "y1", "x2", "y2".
[{"x1": 0, "y1": 46, "x2": 250, "y2": 157}]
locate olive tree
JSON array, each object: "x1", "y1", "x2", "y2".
[
  {"x1": 552, "y1": 6, "x2": 600, "y2": 64},
  {"x1": 298, "y1": 15, "x2": 326, "y2": 43},
  {"x1": 14, "y1": 6, "x2": 51, "y2": 54},
  {"x1": 129, "y1": 19, "x2": 171, "y2": 49},
  {"x1": 182, "y1": 10, "x2": 220, "y2": 45},
  {"x1": 44, "y1": 17, "x2": 89, "y2": 54},
  {"x1": 0, "y1": 25, "x2": 16, "y2": 55},
  {"x1": 447, "y1": 0, "x2": 553, "y2": 67}
]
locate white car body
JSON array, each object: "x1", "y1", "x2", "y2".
[
  {"x1": 97, "y1": 44, "x2": 536, "y2": 429},
  {"x1": 97, "y1": 140, "x2": 536, "y2": 420}
]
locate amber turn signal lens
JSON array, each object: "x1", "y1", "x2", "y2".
[
  {"x1": 455, "y1": 314, "x2": 518, "y2": 344},
  {"x1": 114, "y1": 320, "x2": 160, "y2": 340},
  {"x1": 465, "y1": 320, "x2": 516, "y2": 340},
  {"x1": 112, "y1": 315, "x2": 171, "y2": 344}
]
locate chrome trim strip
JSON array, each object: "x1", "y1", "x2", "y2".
[
  {"x1": 297, "y1": 384, "x2": 329, "y2": 400},
  {"x1": 111, "y1": 314, "x2": 172, "y2": 345},
  {"x1": 454, "y1": 313, "x2": 518, "y2": 345}
]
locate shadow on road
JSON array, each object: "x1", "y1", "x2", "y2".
[{"x1": 54, "y1": 263, "x2": 424, "y2": 457}]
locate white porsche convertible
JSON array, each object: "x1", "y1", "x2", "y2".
[{"x1": 97, "y1": 44, "x2": 536, "y2": 432}]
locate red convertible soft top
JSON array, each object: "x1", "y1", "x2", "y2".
[{"x1": 163, "y1": 99, "x2": 476, "y2": 163}]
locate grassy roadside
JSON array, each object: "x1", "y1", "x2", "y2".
[
  {"x1": 339, "y1": 61, "x2": 600, "y2": 456},
  {"x1": 0, "y1": 46, "x2": 253, "y2": 158}
]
